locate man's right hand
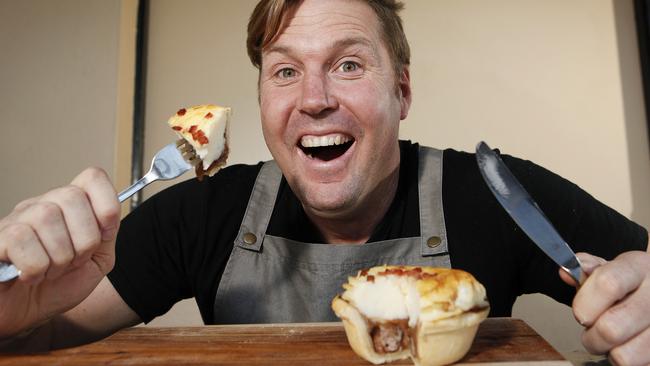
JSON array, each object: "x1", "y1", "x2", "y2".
[{"x1": 0, "y1": 167, "x2": 120, "y2": 340}]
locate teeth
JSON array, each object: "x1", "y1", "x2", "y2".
[{"x1": 301, "y1": 134, "x2": 351, "y2": 148}]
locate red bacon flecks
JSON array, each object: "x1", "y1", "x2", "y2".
[
  {"x1": 177, "y1": 108, "x2": 187, "y2": 116},
  {"x1": 205, "y1": 112, "x2": 213, "y2": 119},
  {"x1": 360, "y1": 269, "x2": 369, "y2": 277},
  {"x1": 197, "y1": 133, "x2": 209, "y2": 145},
  {"x1": 378, "y1": 266, "x2": 436, "y2": 280},
  {"x1": 190, "y1": 127, "x2": 209, "y2": 145},
  {"x1": 172, "y1": 126, "x2": 182, "y2": 131},
  {"x1": 380, "y1": 268, "x2": 405, "y2": 276}
]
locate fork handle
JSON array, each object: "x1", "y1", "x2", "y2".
[
  {"x1": 0, "y1": 262, "x2": 19, "y2": 282},
  {"x1": 117, "y1": 172, "x2": 156, "y2": 203}
]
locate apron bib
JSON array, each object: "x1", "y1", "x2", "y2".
[{"x1": 213, "y1": 146, "x2": 450, "y2": 323}]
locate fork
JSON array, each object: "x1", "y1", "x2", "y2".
[{"x1": 0, "y1": 141, "x2": 198, "y2": 282}]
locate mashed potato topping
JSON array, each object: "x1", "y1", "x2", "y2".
[
  {"x1": 343, "y1": 274, "x2": 420, "y2": 327},
  {"x1": 341, "y1": 266, "x2": 488, "y2": 327}
]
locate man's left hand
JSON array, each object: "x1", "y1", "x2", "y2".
[{"x1": 559, "y1": 249, "x2": 650, "y2": 365}]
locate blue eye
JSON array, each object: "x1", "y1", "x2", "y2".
[
  {"x1": 278, "y1": 68, "x2": 297, "y2": 78},
  {"x1": 339, "y1": 61, "x2": 359, "y2": 72}
]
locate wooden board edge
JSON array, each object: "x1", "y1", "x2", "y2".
[{"x1": 457, "y1": 361, "x2": 573, "y2": 366}]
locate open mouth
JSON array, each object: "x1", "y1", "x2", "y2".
[{"x1": 299, "y1": 134, "x2": 355, "y2": 162}]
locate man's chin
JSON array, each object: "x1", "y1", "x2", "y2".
[{"x1": 299, "y1": 190, "x2": 358, "y2": 219}]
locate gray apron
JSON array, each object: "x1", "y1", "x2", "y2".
[{"x1": 213, "y1": 146, "x2": 450, "y2": 324}]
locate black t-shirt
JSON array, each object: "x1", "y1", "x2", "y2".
[{"x1": 108, "y1": 141, "x2": 648, "y2": 324}]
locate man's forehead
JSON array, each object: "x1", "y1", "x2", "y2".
[
  {"x1": 262, "y1": 0, "x2": 382, "y2": 58},
  {"x1": 289, "y1": 0, "x2": 376, "y2": 22},
  {"x1": 264, "y1": 36, "x2": 377, "y2": 58}
]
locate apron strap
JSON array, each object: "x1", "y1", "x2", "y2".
[
  {"x1": 234, "y1": 161, "x2": 282, "y2": 251},
  {"x1": 418, "y1": 146, "x2": 449, "y2": 256}
]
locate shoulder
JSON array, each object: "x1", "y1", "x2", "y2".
[
  {"x1": 440, "y1": 147, "x2": 567, "y2": 189},
  {"x1": 429, "y1": 144, "x2": 584, "y2": 222},
  {"x1": 123, "y1": 162, "x2": 264, "y2": 225},
  {"x1": 438, "y1": 145, "x2": 647, "y2": 248},
  {"x1": 152, "y1": 162, "x2": 263, "y2": 203}
]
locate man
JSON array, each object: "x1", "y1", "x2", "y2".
[{"x1": 0, "y1": 0, "x2": 649, "y2": 364}]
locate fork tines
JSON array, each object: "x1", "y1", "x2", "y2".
[{"x1": 176, "y1": 139, "x2": 201, "y2": 167}]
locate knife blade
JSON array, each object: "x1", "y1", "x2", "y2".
[{"x1": 475, "y1": 141, "x2": 585, "y2": 285}]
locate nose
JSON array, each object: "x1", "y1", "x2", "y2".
[{"x1": 298, "y1": 73, "x2": 338, "y2": 116}]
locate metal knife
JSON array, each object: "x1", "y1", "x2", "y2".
[{"x1": 475, "y1": 141, "x2": 585, "y2": 285}]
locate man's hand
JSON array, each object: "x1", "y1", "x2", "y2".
[
  {"x1": 0, "y1": 167, "x2": 120, "y2": 340},
  {"x1": 559, "y1": 250, "x2": 650, "y2": 366}
]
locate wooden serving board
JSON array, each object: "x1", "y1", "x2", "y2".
[{"x1": 0, "y1": 318, "x2": 570, "y2": 365}]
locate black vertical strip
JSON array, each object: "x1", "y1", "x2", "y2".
[
  {"x1": 130, "y1": 0, "x2": 149, "y2": 211},
  {"x1": 634, "y1": 0, "x2": 650, "y2": 148}
]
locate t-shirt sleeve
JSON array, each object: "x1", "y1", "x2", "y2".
[
  {"x1": 503, "y1": 155, "x2": 649, "y2": 305},
  {"x1": 107, "y1": 178, "x2": 203, "y2": 323},
  {"x1": 107, "y1": 163, "x2": 261, "y2": 323}
]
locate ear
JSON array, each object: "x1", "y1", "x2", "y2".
[{"x1": 398, "y1": 66, "x2": 412, "y2": 120}]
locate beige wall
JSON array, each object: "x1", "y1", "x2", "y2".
[
  {"x1": 141, "y1": 0, "x2": 650, "y2": 229},
  {"x1": 141, "y1": 0, "x2": 650, "y2": 357},
  {"x1": 403, "y1": 0, "x2": 650, "y2": 229},
  {"x1": 141, "y1": 0, "x2": 265, "y2": 199},
  {"x1": 404, "y1": 0, "x2": 650, "y2": 357},
  {"x1": 0, "y1": 0, "x2": 136, "y2": 216},
  {"x1": 1, "y1": 0, "x2": 648, "y2": 359}
]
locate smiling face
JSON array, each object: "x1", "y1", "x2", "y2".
[{"x1": 259, "y1": 0, "x2": 411, "y2": 221}]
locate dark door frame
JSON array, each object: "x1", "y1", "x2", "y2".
[
  {"x1": 635, "y1": 0, "x2": 650, "y2": 149},
  {"x1": 130, "y1": 0, "x2": 149, "y2": 211}
]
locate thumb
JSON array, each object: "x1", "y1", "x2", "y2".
[{"x1": 558, "y1": 252, "x2": 607, "y2": 287}]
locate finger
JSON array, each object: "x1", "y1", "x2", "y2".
[
  {"x1": 17, "y1": 202, "x2": 74, "y2": 280},
  {"x1": 608, "y1": 323, "x2": 650, "y2": 366},
  {"x1": 559, "y1": 252, "x2": 606, "y2": 287},
  {"x1": 573, "y1": 253, "x2": 643, "y2": 327},
  {"x1": 581, "y1": 278, "x2": 650, "y2": 354},
  {"x1": 12, "y1": 196, "x2": 42, "y2": 213},
  {"x1": 40, "y1": 185, "x2": 102, "y2": 266},
  {"x1": 0, "y1": 196, "x2": 41, "y2": 232},
  {"x1": 70, "y1": 167, "x2": 120, "y2": 242},
  {"x1": 0, "y1": 223, "x2": 50, "y2": 284},
  {"x1": 558, "y1": 268, "x2": 578, "y2": 287}
]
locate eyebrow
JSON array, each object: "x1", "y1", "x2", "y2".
[{"x1": 264, "y1": 36, "x2": 377, "y2": 59}]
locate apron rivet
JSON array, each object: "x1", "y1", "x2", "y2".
[
  {"x1": 243, "y1": 232, "x2": 257, "y2": 245},
  {"x1": 427, "y1": 236, "x2": 442, "y2": 248}
]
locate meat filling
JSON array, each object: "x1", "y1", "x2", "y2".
[{"x1": 370, "y1": 320, "x2": 410, "y2": 354}]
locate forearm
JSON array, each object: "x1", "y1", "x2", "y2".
[
  {"x1": 0, "y1": 311, "x2": 120, "y2": 353},
  {"x1": 47, "y1": 277, "x2": 143, "y2": 350},
  {"x1": 0, "y1": 320, "x2": 54, "y2": 353},
  {"x1": 48, "y1": 312, "x2": 120, "y2": 350}
]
